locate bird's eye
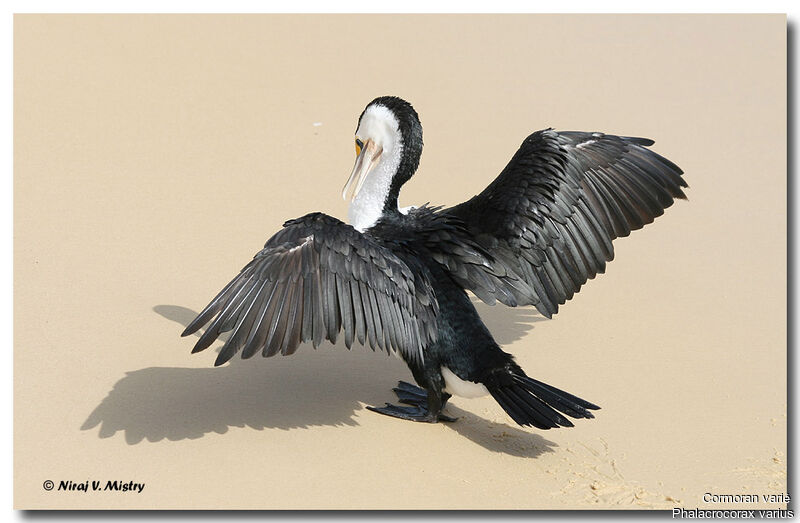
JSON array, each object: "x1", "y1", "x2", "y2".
[{"x1": 355, "y1": 138, "x2": 364, "y2": 156}]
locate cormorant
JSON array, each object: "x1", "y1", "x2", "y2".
[{"x1": 182, "y1": 96, "x2": 687, "y2": 429}]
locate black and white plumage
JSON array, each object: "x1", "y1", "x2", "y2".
[{"x1": 183, "y1": 96, "x2": 687, "y2": 429}]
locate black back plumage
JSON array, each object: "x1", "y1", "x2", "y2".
[{"x1": 369, "y1": 205, "x2": 533, "y2": 308}]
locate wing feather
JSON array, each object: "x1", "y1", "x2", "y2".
[
  {"x1": 184, "y1": 213, "x2": 437, "y2": 365},
  {"x1": 242, "y1": 280, "x2": 279, "y2": 359},
  {"x1": 445, "y1": 129, "x2": 687, "y2": 317}
]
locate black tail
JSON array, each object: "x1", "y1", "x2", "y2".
[{"x1": 487, "y1": 373, "x2": 600, "y2": 430}]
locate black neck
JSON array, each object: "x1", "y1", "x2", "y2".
[{"x1": 383, "y1": 109, "x2": 423, "y2": 213}]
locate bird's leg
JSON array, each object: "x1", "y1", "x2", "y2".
[
  {"x1": 425, "y1": 385, "x2": 457, "y2": 422},
  {"x1": 393, "y1": 381, "x2": 452, "y2": 409},
  {"x1": 366, "y1": 381, "x2": 457, "y2": 423}
]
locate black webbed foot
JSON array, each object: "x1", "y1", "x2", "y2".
[
  {"x1": 366, "y1": 403, "x2": 456, "y2": 423},
  {"x1": 392, "y1": 380, "x2": 427, "y2": 405},
  {"x1": 366, "y1": 381, "x2": 457, "y2": 423}
]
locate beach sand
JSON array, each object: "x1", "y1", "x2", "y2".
[{"x1": 14, "y1": 14, "x2": 786, "y2": 509}]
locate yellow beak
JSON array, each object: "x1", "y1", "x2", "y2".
[{"x1": 342, "y1": 138, "x2": 383, "y2": 201}]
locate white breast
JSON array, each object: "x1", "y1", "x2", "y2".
[{"x1": 441, "y1": 366, "x2": 489, "y2": 398}]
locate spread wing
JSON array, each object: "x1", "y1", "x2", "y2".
[
  {"x1": 445, "y1": 129, "x2": 687, "y2": 318},
  {"x1": 182, "y1": 213, "x2": 438, "y2": 366}
]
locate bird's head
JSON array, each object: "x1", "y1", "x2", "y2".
[{"x1": 342, "y1": 96, "x2": 423, "y2": 210}]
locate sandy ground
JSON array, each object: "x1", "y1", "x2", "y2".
[{"x1": 14, "y1": 15, "x2": 786, "y2": 510}]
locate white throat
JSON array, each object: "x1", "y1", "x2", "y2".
[{"x1": 347, "y1": 105, "x2": 404, "y2": 232}]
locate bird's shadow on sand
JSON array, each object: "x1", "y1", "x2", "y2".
[{"x1": 81, "y1": 302, "x2": 555, "y2": 458}]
